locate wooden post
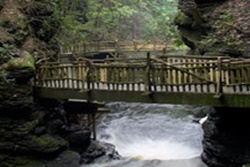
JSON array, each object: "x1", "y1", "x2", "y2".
[
  {"x1": 143, "y1": 52, "x2": 152, "y2": 95},
  {"x1": 87, "y1": 112, "x2": 97, "y2": 140},
  {"x1": 81, "y1": 60, "x2": 92, "y2": 102},
  {"x1": 215, "y1": 57, "x2": 222, "y2": 98},
  {"x1": 86, "y1": 61, "x2": 92, "y2": 91}
]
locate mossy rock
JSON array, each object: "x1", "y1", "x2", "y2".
[
  {"x1": 0, "y1": 151, "x2": 80, "y2": 167},
  {"x1": 18, "y1": 120, "x2": 39, "y2": 132},
  {"x1": 6, "y1": 51, "x2": 35, "y2": 70},
  {"x1": 1, "y1": 51, "x2": 35, "y2": 84},
  {"x1": 45, "y1": 150, "x2": 80, "y2": 167},
  {"x1": 0, "y1": 141, "x2": 15, "y2": 152},
  {"x1": 8, "y1": 120, "x2": 40, "y2": 137},
  {"x1": 17, "y1": 134, "x2": 68, "y2": 156},
  {"x1": 0, "y1": 83, "x2": 34, "y2": 114},
  {"x1": 0, "y1": 156, "x2": 43, "y2": 167},
  {"x1": 175, "y1": 12, "x2": 193, "y2": 27}
]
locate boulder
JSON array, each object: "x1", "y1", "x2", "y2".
[
  {"x1": 80, "y1": 141, "x2": 120, "y2": 164},
  {"x1": 66, "y1": 127, "x2": 91, "y2": 154}
]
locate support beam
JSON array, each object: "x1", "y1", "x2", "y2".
[{"x1": 35, "y1": 87, "x2": 250, "y2": 108}]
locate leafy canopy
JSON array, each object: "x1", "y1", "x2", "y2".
[{"x1": 48, "y1": 0, "x2": 179, "y2": 45}]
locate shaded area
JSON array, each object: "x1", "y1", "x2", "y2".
[{"x1": 202, "y1": 107, "x2": 250, "y2": 167}]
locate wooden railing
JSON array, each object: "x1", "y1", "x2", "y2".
[
  {"x1": 60, "y1": 40, "x2": 169, "y2": 54},
  {"x1": 35, "y1": 56, "x2": 250, "y2": 96}
]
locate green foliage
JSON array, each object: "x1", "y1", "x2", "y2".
[
  {"x1": 49, "y1": 0, "x2": 179, "y2": 46},
  {"x1": 7, "y1": 52, "x2": 35, "y2": 70},
  {"x1": 0, "y1": 0, "x2": 4, "y2": 11},
  {"x1": 0, "y1": 68, "x2": 9, "y2": 83},
  {"x1": 0, "y1": 44, "x2": 14, "y2": 64},
  {"x1": 199, "y1": 10, "x2": 244, "y2": 55}
]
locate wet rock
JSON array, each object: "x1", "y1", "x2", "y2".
[
  {"x1": 0, "y1": 151, "x2": 80, "y2": 167},
  {"x1": 2, "y1": 51, "x2": 35, "y2": 84},
  {"x1": 45, "y1": 150, "x2": 81, "y2": 167},
  {"x1": 80, "y1": 141, "x2": 120, "y2": 164},
  {"x1": 0, "y1": 83, "x2": 34, "y2": 116},
  {"x1": 66, "y1": 127, "x2": 91, "y2": 154},
  {"x1": 0, "y1": 155, "x2": 44, "y2": 167},
  {"x1": 17, "y1": 134, "x2": 68, "y2": 157},
  {"x1": 202, "y1": 107, "x2": 250, "y2": 167},
  {"x1": 34, "y1": 126, "x2": 47, "y2": 135}
]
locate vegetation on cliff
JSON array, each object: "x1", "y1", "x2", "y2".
[
  {"x1": 175, "y1": 0, "x2": 250, "y2": 56},
  {"x1": 49, "y1": 0, "x2": 180, "y2": 48}
]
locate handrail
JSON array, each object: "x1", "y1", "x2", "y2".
[
  {"x1": 35, "y1": 56, "x2": 250, "y2": 96},
  {"x1": 151, "y1": 57, "x2": 216, "y2": 84},
  {"x1": 60, "y1": 40, "x2": 169, "y2": 54}
]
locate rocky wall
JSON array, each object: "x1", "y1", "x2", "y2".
[
  {"x1": 202, "y1": 107, "x2": 250, "y2": 167},
  {"x1": 0, "y1": 60, "x2": 118, "y2": 166},
  {"x1": 176, "y1": 0, "x2": 250, "y2": 57}
]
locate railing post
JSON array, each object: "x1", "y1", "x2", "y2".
[
  {"x1": 215, "y1": 57, "x2": 223, "y2": 98},
  {"x1": 143, "y1": 52, "x2": 152, "y2": 95},
  {"x1": 81, "y1": 60, "x2": 92, "y2": 93},
  {"x1": 86, "y1": 60, "x2": 94, "y2": 102},
  {"x1": 86, "y1": 61, "x2": 92, "y2": 91}
]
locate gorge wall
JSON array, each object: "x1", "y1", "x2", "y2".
[
  {"x1": 176, "y1": 1, "x2": 250, "y2": 166},
  {"x1": 175, "y1": 0, "x2": 250, "y2": 57},
  {"x1": 0, "y1": 0, "x2": 117, "y2": 166}
]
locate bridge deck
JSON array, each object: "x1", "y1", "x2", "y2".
[{"x1": 35, "y1": 55, "x2": 250, "y2": 108}]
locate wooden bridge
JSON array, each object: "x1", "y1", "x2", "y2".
[
  {"x1": 34, "y1": 55, "x2": 250, "y2": 108},
  {"x1": 59, "y1": 40, "x2": 169, "y2": 59}
]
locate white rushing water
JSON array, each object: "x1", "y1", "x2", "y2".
[{"x1": 83, "y1": 102, "x2": 207, "y2": 167}]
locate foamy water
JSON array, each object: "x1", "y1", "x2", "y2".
[
  {"x1": 117, "y1": 139, "x2": 200, "y2": 160},
  {"x1": 83, "y1": 102, "x2": 207, "y2": 167}
]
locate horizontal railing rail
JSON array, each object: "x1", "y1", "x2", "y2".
[{"x1": 60, "y1": 40, "x2": 169, "y2": 54}]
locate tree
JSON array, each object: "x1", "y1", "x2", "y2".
[{"x1": 49, "y1": 0, "x2": 179, "y2": 46}]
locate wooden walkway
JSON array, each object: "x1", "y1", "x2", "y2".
[
  {"x1": 60, "y1": 40, "x2": 168, "y2": 54},
  {"x1": 34, "y1": 55, "x2": 250, "y2": 108}
]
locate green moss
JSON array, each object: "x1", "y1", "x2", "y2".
[
  {"x1": 199, "y1": 10, "x2": 244, "y2": 56},
  {"x1": 0, "y1": 141, "x2": 15, "y2": 150},
  {"x1": 175, "y1": 12, "x2": 193, "y2": 27},
  {"x1": 1, "y1": 156, "x2": 43, "y2": 167},
  {"x1": 31, "y1": 134, "x2": 68, "y2": 149},
  {"x1": 6, "y1": 52, "x2": 35, "y2": 70},
  {"x1": 17, "y1": 120, "x2": 39, "y2": 133},
  {"x1": 0, "y1": 0, "x2": 4, "y2": 11},
  {"x1": 1, "y1": 11, "x2": 27, "y2": 30}
]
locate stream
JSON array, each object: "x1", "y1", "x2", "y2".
[{"x1": 83, "y1": 102, "x2": 208, "y2": 167}]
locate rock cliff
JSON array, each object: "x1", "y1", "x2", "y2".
[
  {"x1": 176, "y1": 0, "x2": 250, "y2": 57},
  {"x1": 0, "y1": 1, "x2": 117, "y2": 166},
  {"x1": 202, "y1": 107, "x2": 250, "y2": 167}
]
